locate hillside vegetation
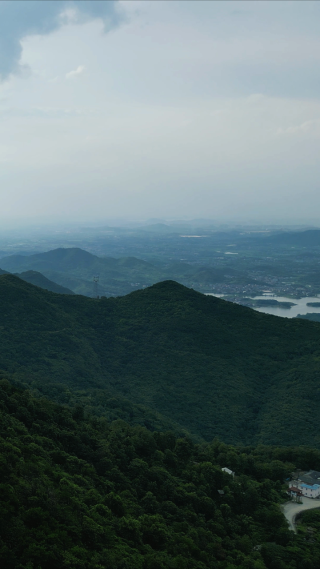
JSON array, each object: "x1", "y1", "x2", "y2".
[
  {"x1": 3, "y1": 377, "x2": 320, "y2": 569},
  {"x1": 1, "y1": 275, "x2": 320, "y2": 446}
]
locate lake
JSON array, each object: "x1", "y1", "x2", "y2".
[{"x1": 207, "y1": 294, "x2": 320, "y2": 318}]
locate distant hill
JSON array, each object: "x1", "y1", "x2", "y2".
[
  {"x1": 295, "y1": 313, "x2": 320, "y2": 322},
  {"x1": 0, "y1": 247, "x2": 241, "y2": 297},
  {"x1": 0, "y1": 247, "x2": 105, "y2": 272},
  {"x1": 0, "y1": 265, "x2": 74, "y2": 295},
  {"x1": 138, "y1": 223, "x2": 178, "y2": 233},
  {"x1": 260, "y1": 229, "x2": 320, "y2": 247},
  {"x1": 0, "y1": 247, "x2": 154, "y2": 272},
  {"x1": 0, "y1": 247, "x2": 161, "y2": 297},
  {"x1": 16, "y1": 270, "x2": 75, "y2": 295},
  {"x1": 2, "y1": 274, "x2": 320, "y2": 446}
]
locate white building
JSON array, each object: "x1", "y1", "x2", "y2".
[
  {"x1": 222, "y1": 467, "x2": 235, "y2": 477},
  {"x1": 289, "y1": 480, "x2": 320, "y2": 499},
  {"x1": 300, "y1": 483, "x2": 320, "y2": 498}
]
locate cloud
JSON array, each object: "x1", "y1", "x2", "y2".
[
  {"x1": 66, "y1": 65, "x2": 85, "y2": 79},
  {"x1": 276, "y1": 120, "x2": 320, "y2": 136},
  {"x1": 0, "y1": 1, "x2": 122, "y2": 80}
]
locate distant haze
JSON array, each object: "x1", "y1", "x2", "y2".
[{"x1": 1, "y1": 1, "x2": 320, "y2": 223}]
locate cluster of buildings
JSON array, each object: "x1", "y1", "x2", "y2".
[{"x1": 288, "y1": 470, "x2": 320, "y2": 501}]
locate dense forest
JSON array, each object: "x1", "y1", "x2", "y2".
[
  {"x1": 2, "y1": 275, "x2": 320, "y2": 567},
  {"x1": 2, "y1": 376, "x2": 320, "y2": 569},
  {"x1": 1, "y1": 275, "x2": 320, "y2": 446}
]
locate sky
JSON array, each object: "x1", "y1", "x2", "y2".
[{"x1": 1, "y1": 0, "x2": 320, "y2": 224}]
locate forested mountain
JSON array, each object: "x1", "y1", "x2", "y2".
[
  {"x1": 2, "y1": 377, "x2": 320, "y2": 569},
  {"x1": 1, "y1": 274, "x2": 320, "y2": 447}
]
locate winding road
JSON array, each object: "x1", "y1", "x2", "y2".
[{"x1": 281, "y1": 498, "x2": 320, "y2": 532}]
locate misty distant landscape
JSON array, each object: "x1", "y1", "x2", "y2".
[
  {"x1": 2, "y1": 0, "x2": 320, "y2": 568},
  {"x1": 2, "y1": 222, "x2": 320, "y2": 321}
]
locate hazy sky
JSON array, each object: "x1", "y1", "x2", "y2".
[{"x1": 1, "y1": 0, "x2": 320, "y2": 223}]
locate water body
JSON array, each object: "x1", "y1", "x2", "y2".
[
  {"x1": 207, "y1": 294, "x2": 320, "y2": 318},
  {"x1": 250, "y1": 296, "x2": 320, "y2": 318}
]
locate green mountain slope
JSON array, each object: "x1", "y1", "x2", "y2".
[
  {"x1": 1, "y1": 275, "x2": 320, "y2": 446},
  {"x1": 4, "y1": 377, "x2": 320, "y2": 569},
  {"x1": 0, "y1": 266, "x2": 74, "y2": 295},
  {"x1": 16, "y1": 270, "x2": 75, "y2": 294}
]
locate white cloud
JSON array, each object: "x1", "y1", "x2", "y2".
[
  {"x1": 276, "y1": 120, "x2": 320, "y2": 136},
  {"x1": 65, "y1": 65, "x2": 85, "y2": 79},
  {"x1": 1, "y1": 1, "x2": 320, "y2": 222},
  {"x1": 0, "y1": 1, "x2": 121, "y2": 80}
]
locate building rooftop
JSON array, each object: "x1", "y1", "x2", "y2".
[
  {"x1": 289, "y1": 486, "x2": 303, "y2": 494},
  {"x1": 222, "y1": 467, "x2": 234, "y2": 476},
  {"x1": 299, "y1": 471, "x2": 320, "y2": 485},
  {"x1": 309, "y1": 471, "x2": 320, "y2": 480}
]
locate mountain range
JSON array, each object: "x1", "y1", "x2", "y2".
[
  {"x1": 0, "y1": 247, "x2": 243, "y2": 297},
  {"x1": 1, "y1": 273, "x2": 320, "y2": 447}
]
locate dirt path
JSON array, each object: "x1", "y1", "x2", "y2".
[{"x1": 281, "y1": 498, "x2": 320, "y2": 532}]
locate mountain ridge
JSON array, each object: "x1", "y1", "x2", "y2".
[
  {"x1": 15, "y1": 270, "x2": 75, "y2": 294},
  {"x1": 257, "y1": 229, "x2": 320, "y2": 247},
  {"x1": 0, "y1": 246, "x2": 244, "y2": 297},
  {"x1": 0, "y1": 247, "x2": 161, "y2": 297},
  {"x1": 1, "y1": 274, "x2": 320, "y2": 446}
]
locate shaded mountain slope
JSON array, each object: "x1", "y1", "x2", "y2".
[
  {"x1": 0, "y1": 266, "x2": 73, "y2": 295},
  {"x1": 16, "y1": 270, "x2": 75, "y2": 294},
  {"x1": 1, "y1": 275, "x2": 320, "y2": 445}
]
